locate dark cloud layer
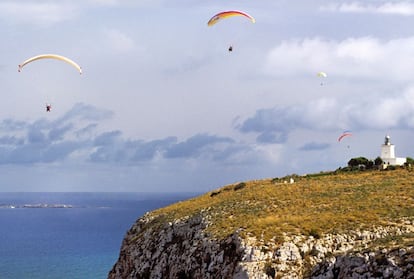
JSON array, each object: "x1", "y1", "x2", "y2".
[
  {"x1": 0, "y1": 104, "x2": 251, "y2": 166},
  {"x1": 164, "y1": 134, "x2": 234, "y2": 159},
  {"x1": 0, "y1": 103, "x2": 111, "y2": 165},
  {"x1": 299, "y1": 142, "x2": 330, "y2": 151},
  {"x1": 237, "y1": 106, "x2": 303, "y2": 144},
  {"x1": 0, "y1": 119, "x2": 27, "y2": 131}
]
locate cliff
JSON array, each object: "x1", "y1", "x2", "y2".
[{"x1": 108, "y1": 169, "x2": 414, "y2": 278}]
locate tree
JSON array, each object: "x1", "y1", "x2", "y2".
[
  {"x1": 374, "y1": 156, "x2": 383, "y2": 166},
  {"x1": 348, "y1": 157, "x2": 374, "y2": 169}
]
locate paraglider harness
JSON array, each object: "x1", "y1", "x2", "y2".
[{"x1": 46, "y1": 104, "x2": 52, "y2": 112}]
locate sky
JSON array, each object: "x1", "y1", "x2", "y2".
[{"x1": 0, "y1": 0, "x2": 414, "y2": 192}]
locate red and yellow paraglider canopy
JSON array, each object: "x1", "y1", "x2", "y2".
[{"x1": 207, "y1": 10, "x2": 256, "y2": 26}]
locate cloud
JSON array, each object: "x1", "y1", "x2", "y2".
[
  {"x1": 1, "y1": 140, "x2": 82, "y2": 165},
  {"x1": 3, "y1": 90, "x2": 411, "y2": 166},
  {"x1": 237, "y1": 98, "x2": 341, "y2": 143},
  {"x1": 164, "y1": 134, "x2": 234, "y2": 159},
  {"x1": 86, "y1": 0, "x2": 150, "y2": 7},
  {"x1": 237, "y1": 87, "x2": 414, "y2": 142},
  {"x1": 104, "y1": 29, "x2": 136, "y2": 52},
  {"x1": 88, "y1": 132, "x2": 264, "y2": 166},
  {"x1": 236, "y1": 106, "x2": 305, "y2": 144},
  {"x1": 27, "y1": 126, "x2": 48, "y2": 144},
  {"x1": 49, "y1": 124, "x2": 74, "y2": 141},
  {"x1": 131, "y1": 137, "x2": 177, "y2": 162},
  {"x1": 264, "y1": 36, "x2": 414, "y2": 82},
  {"x1": 347, "y1": 87, "x2": 414, "y2": 129},
  {"x1": 299, "y1": 142, "x2": 330, "y2": 151},
  {"x1": 0, "y1": 102, "x2": 263, "y2": 167},
  {"x1": 88, "y1": 0, "x2": 119, "y2": 5},
  {"x1": 0, "y1": 104, "x2": 258, "y2": 166},
  {"x1": 59, "y1": 103, "x2": 113, "y2": 123},
  {"x1": 0, "y1": 1, "x2": 157, "y2": 27},
  {"x1": 0, "y1": 119, "x2": 27, "y2": 131},
  {"x1": 256, "y1": 132, "x2": 288, "y2": 144},
  {"x1": 42, "y1": 141, "x2": 82, "y2": 163},
  {"x1": 0, "y1": 2, "x2": 78, "y2": 26},
  {"x1": 75, "y1": 124, "x2": 98, "y2": 138},
  {"x1": 0, "y1": 136, "x2": 24, "y2": 146},
  {"x1": 93, "y1": 131, "x2": 122, "y2": 146},
  {"x1": 0, "y1": 104, "x2": 112, "y2": 165},
  {"x1": 322, "y1": 2, "x2": 414, "y2": 16}
]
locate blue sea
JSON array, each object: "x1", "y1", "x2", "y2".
[{"x1": 0, "y1": 192, "x2": 198, "y2": 279}]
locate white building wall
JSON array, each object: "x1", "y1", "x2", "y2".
[
  {"x1": 381, "y1": 144, "x2": 395, "y2": 159},
  {"x1": 380, "y1": 136, "x2": 406, "y2": 166},
  {"x1": 382, "y1": 157, "x2": 406, "y2": 166}
]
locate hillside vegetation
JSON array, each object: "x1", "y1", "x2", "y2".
[{"x1": 147, "y1": 168, "x2": 414, "y2": 242}]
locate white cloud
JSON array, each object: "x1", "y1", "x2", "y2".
[
  {"x1": 264, "y1": 36, "x2": 414, "y2": 82},
  {"x1": 238, "y1": 84, "x2": 414, "y2": 142},
  {"x1": 322, "y1": 2, "x2": 414, "y2": 16},
  {"x1": 104, "y1": 29, "x2": 136, "y2": 52},
  {"x1": 88, "y1": 0, "x2": 119, "y2": 5},
  {"x1": 0, "y1": 2, "x2": 78, "y2": 26},
  {"x1": 349, "y1": 86, "x2": 414, "y2": 128},
  {"x1": 87, "y1": 0, "x2": 160, "y2": 8}
]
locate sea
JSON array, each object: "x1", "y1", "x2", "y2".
[{"x1": 0, "y1": 192, "x2": 198, "y2": 279}]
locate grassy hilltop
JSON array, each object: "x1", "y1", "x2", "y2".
[{"x1": 147, "y1": 168, "x2": 414, "y2": 244}]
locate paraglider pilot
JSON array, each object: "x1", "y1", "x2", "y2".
[
  {"x1": 228, "y1": 45, "x2": 233, "y2": 52},
  {"x1": 46, "y1": 104, "x2": 52, "y2": 112}
]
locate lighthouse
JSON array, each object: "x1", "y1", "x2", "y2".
[{"x1": 380, "y1": 135, "x2": 406, "y2": 166}]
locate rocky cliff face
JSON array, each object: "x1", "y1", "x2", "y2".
[{"x1": 108, "y1": 213, "x2": 414, "y2": 279}]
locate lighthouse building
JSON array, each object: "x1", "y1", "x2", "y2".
[{"x1": 380, "y1": 135, "x2": 406, "y2": 166}]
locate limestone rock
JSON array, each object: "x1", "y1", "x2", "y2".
[{"x1": 108, "y1": 214, "x2": 414, "y2": 279}]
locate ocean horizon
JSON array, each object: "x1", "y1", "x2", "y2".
[{"x1": 0, "y1": 192, "x2": 199, "y2": 279}]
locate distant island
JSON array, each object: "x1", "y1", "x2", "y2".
[{"x1": 0, "y1": 203, "x2": 74, "y2": 209}]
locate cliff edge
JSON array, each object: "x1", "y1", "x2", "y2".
[{"x1": 109, "y1": 169, "x2": 414, "y2": 278}]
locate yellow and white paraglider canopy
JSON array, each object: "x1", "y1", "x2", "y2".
[
  {"x1": 18, "y1": 54, "x2": 82, "y2": 74},
  {"x1": 317, "y1": 71, "x2": 327, "y2": 85},
  {"x1": 317, "y1": 71, "x2": 327, "y2": 78}
]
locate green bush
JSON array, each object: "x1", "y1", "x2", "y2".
[
  {"x1": 374, "y1": 156, "x2": 383, "y2": 166},
  {"x1": 234, "y1": 182, "x2": 246, "y2": 191},
  {"x1": 348, "y1": 157, "x2": 374, "y2": 169}
]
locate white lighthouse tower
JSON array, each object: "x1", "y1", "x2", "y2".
[{"x1": 380, "y1": 135, "x2": 406, "y2": 166}]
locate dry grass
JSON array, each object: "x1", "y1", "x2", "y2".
[{"x1": 147, "y1": 168, "x2": 414, "y2": 241}]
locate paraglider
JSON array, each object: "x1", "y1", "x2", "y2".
[
  {"x1": 317, "y1": 72, "x2": 327, "y2": 86},
  {"x1": 207, "y1": 10, "x2": 256, "y2": 26},
  {"x1": 338, "y1": 130, "x2": 352, "y2": 142},
  {"x1": 338, "y1": 130, "x2": 352, "y2": 149},
  {"x1": 18, "y1": 54, "x2": 82, "y2": 74},
  {"x1": 208, "y1": 10, "x2": 255, "y2": 52},
  {"x1": 18, "y1": 54, "x2": 82, "y2": 112}
]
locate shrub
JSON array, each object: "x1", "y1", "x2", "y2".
[
  {"x1": 308, "y1": 228, "x2": 321, "y2": 239},
  {"x1": 348, "y1": 157, "x2": 374, "y2": 169},
  {"x1": 264, "y1": 261, "x2": 276, "y2": 278},
  {"x1": 234, "y1": 182, "x2": 246, "y2": 191},
  {"x1": 210, "y1": 191, "x2": 221, "y2": 197},
  {"x1": 374, "y1": 156, "x2": 383, "y2": 166}
]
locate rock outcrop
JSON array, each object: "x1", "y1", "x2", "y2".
[{"x1": 108, "y1": 213, "x2": 414, "y2": 279}]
